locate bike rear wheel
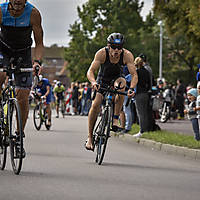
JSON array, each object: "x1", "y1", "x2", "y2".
[
  {"x1": 9, "y1": 99, "x2": 23, "y2": 175},
  {"x1": 0, "y1": 125, "x2": 8, "y2": 170},
  {"x1": 61, "y1": 101, "x2": 65, "y2": 118},
  {"x1": 95, "y1": 106, "x2": 112, "y2": 165},
  {"x1": 44, "y1": 108, "x2": 50, "y2": 130},
  {"x1": 33, "y1": 104, "x2": 42, "y2": 131}
]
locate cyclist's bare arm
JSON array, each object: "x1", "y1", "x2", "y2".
[
  {"x1": 44, "y1": 86, "x2": 50, "y2": 98},
  {"x1": 31, "y1": 8, "x2": 44, "y2": 67},
  {"x1": 87, "y1": 48, "x2": 106, "y2": 89},
  {"x1": 123, "y1": 49, "x2": 138, "y2": 97},
  {"x1": 124, "y1": 49, "x2": 138, "y2": 88},
  {"x1": 54, "y1": 93, "x2": 58, "y2": 100}
]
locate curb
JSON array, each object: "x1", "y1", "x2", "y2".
[{"x1": 111, "y1": 132, "x2": 200, "y2": 160}]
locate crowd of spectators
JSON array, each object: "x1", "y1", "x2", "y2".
[{"x1": 41, "y1": 59, "x2": 200, "y2": 141}]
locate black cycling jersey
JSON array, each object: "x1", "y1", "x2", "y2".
[
  {"x1": 97, "y1": 47, "x2": 124, "y2": 84},
  {"x1": 0, "y1": 2, "x2": 33, "y2": 50}
]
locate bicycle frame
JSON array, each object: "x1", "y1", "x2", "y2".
[
  {"x1": 0, "y1": 57, "x2": 33, "y2": 174},
  {"x1": 93, "y1": 84, "x2": 127, "y2": 165}
]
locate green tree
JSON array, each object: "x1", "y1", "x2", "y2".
[
  {"x1": 154, "y1": 0, "x2": 200, "y2": 84},
  {"x1": 65, "y1": 0, "x2": 145, "y2": 81}
]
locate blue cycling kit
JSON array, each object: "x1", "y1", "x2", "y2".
[{"x1": 36, "y1": 78, "x2": 52, "y2": 104}]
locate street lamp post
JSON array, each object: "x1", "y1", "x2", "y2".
[{"x1": 158, "y1": 20, "x2": 163, "y2": 79}]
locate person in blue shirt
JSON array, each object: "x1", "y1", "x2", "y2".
[
  {"x1": 36, "y1": 75, "x2": 52, "y2": 128},
  {"x1": 196, "y1": 64, "x2": 200, "y2": 81}
]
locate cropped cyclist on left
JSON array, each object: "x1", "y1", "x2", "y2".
[{"x1": 0, "y1": 0, "x2": 44, "y2": 143}]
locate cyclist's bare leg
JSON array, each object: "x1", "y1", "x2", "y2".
[
  {"x1": 56, "y1": 102, "x2": 59, "y2": 117},
  {"x1": 86, "y1": 93, "x2": 103, "y2": 149},
  {"x1": 16, "y1": 89, "x2": 30, "y2": 131},
  {"x1": 120, "y1": 110, "x2": 125, "y2": 129},
  {"x1": 0, "y1": 72, "x2": 6, "y2": 94},
  {"x1": 113, "y1": 77, "x2": 126, "y2": 126},
  {"x1": 46, "y1": 104, "x2": 51, "y2": 125}
]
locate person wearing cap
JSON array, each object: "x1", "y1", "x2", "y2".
[
  {"x1": 184, "y1": 88, "x2": 200, "y2": 141},
  {"x1": 85, "y1": 32, "x2": 138, "y2": 151}
]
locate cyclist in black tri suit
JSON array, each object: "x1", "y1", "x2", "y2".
[
  {"x1": 85, "y1": 33, "x2": 138, "y2": 151},
  {"x1": 0, "y1": 0, "x2": 44, "y2": 134}
]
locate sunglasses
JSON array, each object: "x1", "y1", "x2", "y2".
[{"x1": 110, "y1": 44, "x2": 123, "y2": 50}]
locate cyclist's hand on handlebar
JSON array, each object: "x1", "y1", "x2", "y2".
[
  {"x1": 33, "y1": 62, "x2": 42, "y2": 76},
  {"x1": 127, "y1": 88, "x2": 135, "y2": 98},
  {"x1": 41, "y1": 95, "x2": 46, "y2": 100},
  {"x1": 91, "y1": 81, "x2": 99, "y2": 91},
  {"x1": 30, "y1": 90, "x2": 35, "y2": 95}
]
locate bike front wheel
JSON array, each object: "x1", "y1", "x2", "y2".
[
  {"x1": 9, "y1": 99, "x2": 23, "y2": 175},
  {"x1": 33, "y1": 104, "x2": 42, "y2": 131},
  {"x1": 61, "y1": 101, "x2": 65, "y2": 118},
  {"x1": 95, "y1": 106, "x2": 112, "y2": 165}
]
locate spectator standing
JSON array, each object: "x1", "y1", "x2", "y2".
[
  {"x1": 133, "y1": 57, "x2": 151, "y2": 138},
  {"x1": 175, "y1": 79, "x2": 186, "y2": 120},
  {"x1": 72, "y1": 82, "x2": 79, "y2": 115},
  {"x1": 80, "y1": 82, "x2": 89, "y2": 115},
  {"x1": 139, "y1": 53, "x2": 160, "y2": 131},
  {"x1": 184, "y1": 88, "x2": 200, "y2": 141},
  {"x1": 78, "y1": 83, "x2": 84, "y2": 115},
  {"x1": 122, "y1": 71, "x2": 133, "y2": 133}
]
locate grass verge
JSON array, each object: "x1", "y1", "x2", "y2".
[{"x1": 129, "y1": 124, "x2": 200, "y2": 149}]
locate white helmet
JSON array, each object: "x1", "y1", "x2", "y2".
[{"x1": 38, "y1": 75, "x2": 43, "y2": 82}]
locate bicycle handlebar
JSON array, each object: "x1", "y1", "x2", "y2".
[
  {"x1": 97, "y1": 86, "x2": 127, "y2": 96},
  {"x1": 0, "y1": 67, "x2": 33, "y2": 73}
]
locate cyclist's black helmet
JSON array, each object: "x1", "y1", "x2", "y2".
[
  {"x1": 107, "y1": 33, "x2": 125, "y2": 45},
  {"x1": 57, "y1": 81, "x2": 61, "y2": 86},
  {"x1": 139, "y1": 53, "x2": 147, "y2": 62}
]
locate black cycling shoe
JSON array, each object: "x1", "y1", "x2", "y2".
[
  {"x1": 15, "y1": 144, "x2": 26, "y2": 159},
  {"x1": 111, "y1": 125, "x2": 120, "y2": 132},
  {"x1": 15, "y1": 131, "x2": 25, "y2": 138}
]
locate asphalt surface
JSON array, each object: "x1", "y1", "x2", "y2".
[
  {"x1": 1, "y1": 112, "x2": 200, "y2": 200},
  {"x1": 157, "y1": 118, "x2": 193, "y2": 136}
]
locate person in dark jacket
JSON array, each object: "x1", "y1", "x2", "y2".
[
  {"x1": 139, "y1": 53, "x2": 160, "y2": 131},
  {"x1": 133, "y1": 57, "x2": 151, "y2": 138},
  {"x1": 175, "y1": 79, "x2": 186, "y2": 120}
]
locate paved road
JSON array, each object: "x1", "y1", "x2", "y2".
[
  {"x1": 157, "y1": 119, "x2": 193, "y2": 136},
  {"x1": 1, "y1": 112, "x2": 200, "y2": 200}
]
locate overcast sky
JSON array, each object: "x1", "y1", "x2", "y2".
[{"x1": 0, "y1": 0, "x2": 153, "y2": 47}]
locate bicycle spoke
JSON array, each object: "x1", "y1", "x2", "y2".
[
  {"x1": 33, "y1": 104, "x2": 42, "y2": 131},
  {"x1": 95, "y1": 107, "x2": 111, "y2": 165},
  {"x1": 9, "y1": 100, "x2": 23, "y2": 175}
]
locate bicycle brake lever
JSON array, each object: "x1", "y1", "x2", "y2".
[{"x1": 115, "y1": 81, "x2": 125, "y2": 90}]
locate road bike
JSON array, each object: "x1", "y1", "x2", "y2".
[
  {"x1": 33, "y1": 93, "x2": 50, "y2": 131},
  {"x1": 0, "y1": 57, "x2": 32, "y2": 174},
  {"x1": 92, "y1": 84, "x2": 127, "y2": 165}
]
